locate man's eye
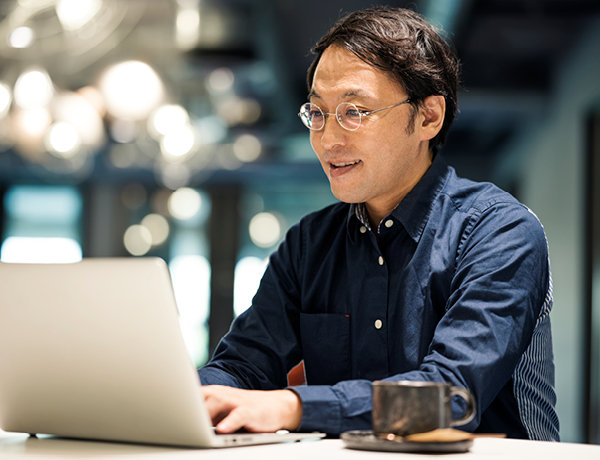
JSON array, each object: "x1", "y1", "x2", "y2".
[
  {"x1": 310, "y1": 111, "x2": 323, "y2": 119},
  {"x1": 344, "y1": 108, "x2": 361, "y2": 119}
]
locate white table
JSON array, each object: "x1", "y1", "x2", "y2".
[{"x1": 1, "y1": 430, "x2": 600, "y2": 460}]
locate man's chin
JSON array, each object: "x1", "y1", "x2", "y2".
[{"x1": 329, "y1": 188, "x2": 364, "y2": 205}]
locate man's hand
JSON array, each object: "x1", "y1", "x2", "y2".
[{"x1": 200, "y1": 385, "x2": 303, "y2": 433}]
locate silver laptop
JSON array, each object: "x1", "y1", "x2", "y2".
[{"x1": 0, "y1": 258, "x2": 324, "y2": 448}]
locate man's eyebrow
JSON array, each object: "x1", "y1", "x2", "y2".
[
  {"x1": 308, "y1": 89, "x2": 372, "y2": 100},
  {"x1": 343, "y1": 89, "x2": 370, "y2": 98}
]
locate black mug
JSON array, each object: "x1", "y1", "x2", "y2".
[{"x1": 372, "y1": 380, "x2": 476, "y2": 436}]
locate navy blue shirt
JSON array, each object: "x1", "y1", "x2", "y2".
[{"x1": 198, "y1": 154, "x2": 559, "y2": 440}]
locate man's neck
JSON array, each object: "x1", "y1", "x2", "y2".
[{"x1": 365, "y1": 155, "x2": 433, "y2": 230}]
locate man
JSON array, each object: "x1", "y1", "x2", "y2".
[{"x1": 198, "y1": 7, "x2": 559, "y2": 441}]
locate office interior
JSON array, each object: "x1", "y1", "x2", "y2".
[{"x1": 0, "y1": 0, "x2": 598, "y2": 444}]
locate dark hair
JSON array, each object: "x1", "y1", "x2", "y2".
[{"x1": 307, "y1": 7, "x2": 460, "y2": 152}]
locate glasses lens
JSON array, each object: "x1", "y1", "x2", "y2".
[
  {"x1": 336, "y1": 102, "x2": 361, "y2": 131},
  {"x1": 299, "y1": 103, "x2": 324, "y2": 130}
]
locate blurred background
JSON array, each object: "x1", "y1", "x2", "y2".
[{"x1": 0, "y1": 0, "x2": 598, "y2": 443}]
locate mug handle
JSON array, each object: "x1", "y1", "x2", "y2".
[{"x1": 449, "y1": 386, "x2": 476, "y2": 426}]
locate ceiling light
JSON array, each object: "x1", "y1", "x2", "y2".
[
  {"x1": 160, "y1": 125, "x2": 196, "y2": 161},
  {"x1": 148, "y1": 104, "x2": 190, "y2": 139},
  {"x1": 99, "y1": 60, "x2": 164, "y2": 120},
  {"x1": 8, "y1": 26, "x2": 35, "y2": 48},
  {"x1": 56, "y1": 0, "x2": 102, "y2": 31},
  {"x1": 14, "y1": 68, "x2": 54, "y2": 109},
  {"x1": 45, "y1": 121, "x2": 81, "y2": 158}
]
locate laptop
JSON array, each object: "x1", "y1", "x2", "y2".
[{"x1": 0, "y1": 257, "x2": 324, "y2": 448}]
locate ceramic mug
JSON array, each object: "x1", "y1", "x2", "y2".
[{"x1": 371, "y1": 380, "x2": 476, "y2": 436}]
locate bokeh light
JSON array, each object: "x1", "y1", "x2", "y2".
[
  {"x1": 249, "y1": 212, "x2": 282, "y2": 248},
  {"x1": 175, "y1": 0, "x2": 200, "y2": 49},
  {"x1": 45, "y1": 121, "x2": 81, "y2": 158},
  {"x1": 8, "y1": 26, "x2": 34, "y2": 48},
  {"x1": 148, "y1": 104, "x2": 190, "y2": 139},
  {"x1": 56, "y1": 0, "x2": 102, "y2": 31},
  {"x1": 123, "y1": 224, "x2": 152, "y2": 256},
  {"x1": 206, "y1": 68, "x2": 235, "y2": 94},
  {"x1": 168, "y1": 187, "x2": 202, "y2": 220},
  {"x1": 141, "y1": 213, "x2": 170, "y2": 247},
  {"x1": 160, "y1": 124, "x2": 196, "y2": 161},
  {"x1": 14, "y1": 68, "x2": 54, "y2": 109},
  {"x1": 233, "y1": 133, "x2": 262, "y2": 162},
  {"x1": 99, "y1": 60, "x2": 164, "y2": 120}
]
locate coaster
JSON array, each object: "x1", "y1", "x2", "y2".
[{"x1": 340, "y1": 430, "x2": 473, "y2": 453}]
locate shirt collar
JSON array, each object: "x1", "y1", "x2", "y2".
[
  {"x1": 353, "y1": 202, "x2": 371, "y2": 229},
  {"x1": 346, "y1": 154, "x2": 450, "y2": 242}
]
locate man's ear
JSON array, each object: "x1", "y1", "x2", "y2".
[{"x1": 419, "y1": 95, "x2": 445, "y2": 142}]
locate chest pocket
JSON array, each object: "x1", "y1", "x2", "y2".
[{"x1": 299, "y1": 313, "x2": 351, "y2": 385}]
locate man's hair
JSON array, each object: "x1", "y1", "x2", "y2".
[{"x1": 307, "y1": 7, "x2": 460, "y2": 152}]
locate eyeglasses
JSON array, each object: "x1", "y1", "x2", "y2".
[{"x1": 298, "y1": 98, "x2": 412, "y2": 132}]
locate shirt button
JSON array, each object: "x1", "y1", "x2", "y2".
[
  {"x1": 384, "y1": 219, "x2": 394, "y2": 228},
  {"x1": 374, "y1": 319, "x2": 383, "y2": 329},
  {"x1": 378, "y1": 256, "x2": 384, "y2": 265},
  {"x1": 360, "y1": 226, "x2": 367, "y2": 233}
]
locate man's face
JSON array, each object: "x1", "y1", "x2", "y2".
[{"x1": 309, "y1": 45, "x2": 434, "y2": 220}]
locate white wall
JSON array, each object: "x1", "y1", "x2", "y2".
[{"x1": 498, "y1": 18, "x2": 600, "y2": 442}]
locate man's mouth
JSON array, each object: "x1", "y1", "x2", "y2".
[
  {"x1": 329, "y1": 159, "x2": 361, "y2": 177},
  {"x1": 331, "y1": 160, "x2": 360, "y2": 168}
]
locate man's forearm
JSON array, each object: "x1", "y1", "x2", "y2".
[{"x1": 197, "y1": 365, "x2": 245, "y2": 388}]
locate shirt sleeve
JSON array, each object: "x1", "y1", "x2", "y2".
[{"x1": 405, "y1": 202, "x2": 550, "y2": 431}]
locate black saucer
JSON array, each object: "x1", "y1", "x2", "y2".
[{"x1": 340, "y1": 430, "x2": 473, "y2": 453}]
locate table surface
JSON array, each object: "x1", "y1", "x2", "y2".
[{"x1": 1, "y1": 430, "x2": 600, "y2": 460}]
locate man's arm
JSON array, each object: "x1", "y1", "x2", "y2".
[{"x1": 197, "y1": 221, "x2": 307, "y2": 432}]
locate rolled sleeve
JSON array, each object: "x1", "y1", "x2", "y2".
[{"x1": 291, "y1": 380, "x2": 372, "y2": 434}]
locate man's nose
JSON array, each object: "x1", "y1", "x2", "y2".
[{"x1": 319, "y1": 115, "x2": 347, "y2": 149}]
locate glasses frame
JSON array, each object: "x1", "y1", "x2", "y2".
[{"x1": 298, "y1": 97, "x2": 412, "y2": 132}]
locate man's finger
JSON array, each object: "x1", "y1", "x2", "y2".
[
  {"x1": 215, "y1": 408, "x2": 247, "y2": 433},
  {"x1": 201, "y1": 386, "x2": 235, "y2": 424}
]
